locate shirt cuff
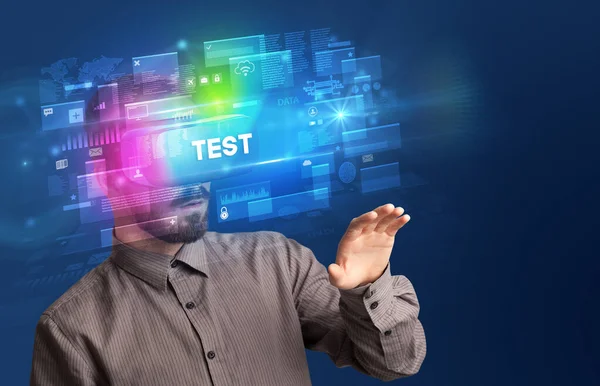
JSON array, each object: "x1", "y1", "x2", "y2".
[{"x1": 338, "y1": 264, "x2": 394, "y2": 330}]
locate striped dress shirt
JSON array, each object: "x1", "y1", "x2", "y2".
[{"x1": 30, "y1": 231, "x2": 426, "y2": 385}]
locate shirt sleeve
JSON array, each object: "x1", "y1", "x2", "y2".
[
  {"x1": 284, "y1": 236, "x2": 426, "y2": 382},
  {"x1": 30, "y1": 314, "x2": 99, "y2": 386}
]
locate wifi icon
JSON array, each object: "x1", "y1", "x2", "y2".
[{"x1": 234, "y1": 60, "x2": 256, "y2": 76}]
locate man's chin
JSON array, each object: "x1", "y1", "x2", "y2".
[
  {"x1": 136, "y1": 211, "x2": 208, "y2": 244},
  {"x1": 154, "y1": 227, "x2": 207, "y2": 244}
]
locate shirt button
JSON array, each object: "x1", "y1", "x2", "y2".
[
  {"x1": 171, "y1": 261, "x2": 178, "y2": 268},
  {"x1": 207, "y1": 351, "x2": 216, "y2": 360},
  {"x1": 185, "y1": 302, "x2": 195, "y2": 309},
  {"x1": 384, "y1": 330, "x2": 392, "y2": 336},
  {"x1": 370, "y1": 301, "x2": 379, "y2": 310}
]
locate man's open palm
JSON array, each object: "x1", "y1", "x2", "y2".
[{"x1": 328, "y1": 204, "x2": 410, "y2": 290}]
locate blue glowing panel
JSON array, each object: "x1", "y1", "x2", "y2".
[
  {"x1": 246, "y1": 197, "x2": 273, "y2": 218},
  {"x1": 204, "y1": 35, "x2": 266, "y2": 67},
  {"x1": 283, "y1": 31, "x2": 311, "y2": 74},
  {"x1": 76, "y1": 171, "x2": 112, "y2": 224},
  {"x1": 265, "y1": 32, "x2": 312, "y2": 75},
  {"x1": 346, "y1": 74, "x2": 374, "y2": 109},
  {"x1": 315, "y1": 47, "x2": 355, "y2": 77},
  {"x1": 309, "y1": 28, "x2": 333, "y2": 72},
  {"x1": 40, "y1": 100, "x2": 86, "y2": 131},
  {"x1": 216, "y1": 181, "x2": 272, "y2": 223},
  {"x1": 132, "y1": 52, "x2": 178, "y2": 80},
  {"x1": 343, "y1": 123, "x2": 401, "y2": 157},
  {"x1": 126, "y1": 104, "x2": 149, "y2": 120},
  {"x1": 132, "y1": 52, "x2": 179, "y2": 96},
  {"x1": 247, "y1": 187, "x2": 330, "y2": 222},
  {"x1": 303, "y1": 76, "x2": 344, "y2": 100},
  {"x1": 341, "y1": 55, "x2": 382, "y2": 84},
  {"x1": 63, "y1": 201, "x2": 93, "y2": 211},
  {"x1": 100, "y1": 228, "x2": 114, "y2": 248},
  {"x1": 64, "y1": 82, "x2": 93, "y2": 92},
  {"x1": 328, "y1": 41, "x2": 352, "y2": 49},
  {"x1": 300, "y1": 152, "x2": 335, "y2": 179},
  {"x1": 124, "y1": 95, "x2": 195, "y2": 129},
  {"x1": 299, "y1": 95, "x2": 366, "y2": 153},
  {"x1": 310, "y1": 164, "x2": 330, "y2": 177},
  {"x1": 360, "y1": 162, "x2": 401, "y2": 193},
  {"x1": 229, "y1": 51, "x2": 294, "y2": 97},
  {"x1": 311, "y1": 164, "x2": 332, "y2": 194},
  {"x1": 82, "y1": 159, "x2": 107, "y2": 199}
]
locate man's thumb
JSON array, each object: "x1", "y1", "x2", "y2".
[{"x1": 328, "y1": 264, "x2": 348, "y2": 289}]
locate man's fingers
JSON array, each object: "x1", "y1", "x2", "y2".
[
  {"x1": 374, "y1": 206, "x2": 405, "y2": 232},
  {"x1": 344, "y1": 204, "x2": 404, "y2": 241},
  {"x1": 363, "y1": 203, "x2": 395, "y2": 234},
  {"x1": 385, "y1": 214, "x2": 411, "y2": 237},
  {"x1": 343, "y1": 210, "x2": 378, "y2": 240}
]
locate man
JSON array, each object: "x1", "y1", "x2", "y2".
[{"x1": 30, "y1": 117, "x2": 426, "y2": 385}]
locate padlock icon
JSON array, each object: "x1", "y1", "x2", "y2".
[
  {"x1": 213, "y1": 73, "x2": 221, "y2": 83},
  {"x1": 220, "y1": 206, "x2": 229, "y2": 220}
]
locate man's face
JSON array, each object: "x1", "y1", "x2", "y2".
[
  {"x1": 108, "y1": 173, "x2": 212, "y2": 244},
  {"x1": 87, "y1": 82, "x2": 214, "y2": 244}
]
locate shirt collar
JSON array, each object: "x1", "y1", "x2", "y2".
[{"x1": 110, "y1": 233, "x2": 211, "y2": 291}]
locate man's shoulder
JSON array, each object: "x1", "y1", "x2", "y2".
[
  {"x1": 203, "y1": 230, "x2": 289, "y2": 250},
  {"x1": 202, "y1": 230, "x2": 313, "y2": 268},
  {"x1": 41, "y1": 259, "x2": 116, "y2": 322}
]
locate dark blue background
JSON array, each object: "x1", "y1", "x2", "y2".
[{"x1": 1, "y1": 1, "x2": 598, "y2": 385}]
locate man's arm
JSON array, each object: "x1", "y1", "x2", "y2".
[
  {"x1": 285, "y1": 204, "x2": 426, "y2": 381},
  {"x1": 30, "y1": 314, "x2": 99, "y2": 385}
]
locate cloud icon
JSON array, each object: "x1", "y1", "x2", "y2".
[
  {"x1": 302, "y1": 159, "x2": 312, "y2": 166},
  {"x1": 235, "y1": 60, "x2": 256, "y2": 76}
]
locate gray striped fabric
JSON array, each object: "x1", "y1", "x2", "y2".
[{"x1": 30, "y1": 231, "x2": 426, "y2": 385}]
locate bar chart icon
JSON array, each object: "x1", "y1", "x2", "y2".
[{"x1": 60, "y1": 125, "x2": 122, "y2": 152}]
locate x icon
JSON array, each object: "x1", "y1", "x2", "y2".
[{"x1": 133, "y1": 60, "x2": 140, "y2": 66}]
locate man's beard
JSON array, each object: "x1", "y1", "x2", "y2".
[
  {"x1": 151, "y1": 210, "x2": 208, "y2": 244},
  {"x1": 133, "y1": 186, "x2": 210, "y2": 244}
]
